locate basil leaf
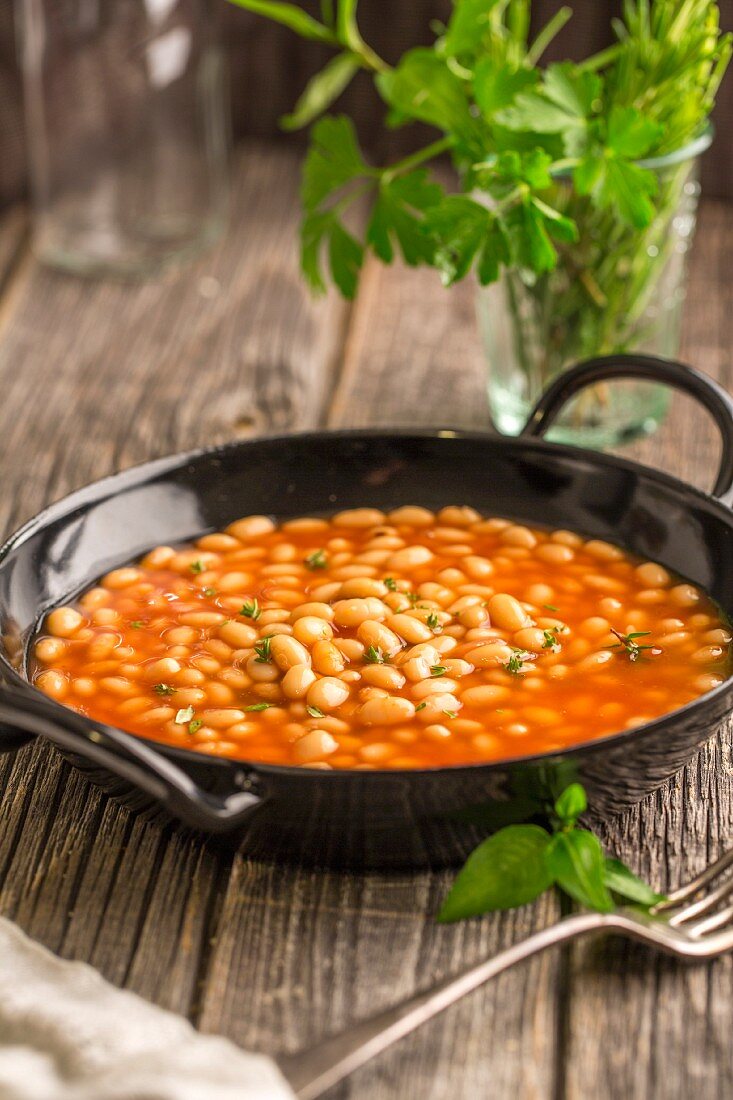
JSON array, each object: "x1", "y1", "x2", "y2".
[
  {"x1": 438, "y1": 824, "x2": 552, "y2": 922},
  {"x1": 547, "y1": 830, "x2": 614, "y2": 913},
  {"x1": 228, "y1": 0, "x2": 335, "y2": 43},
  {"x1": 553, "y1": 782, "x2": 587, "y2": 826},
  {"x1": 604, "y1": 858, "x2": 665, "y2": 908},
  {"x1": 281, "y1": 53, "x2": 360, "y2": 131}
]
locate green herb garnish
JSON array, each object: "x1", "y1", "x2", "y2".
[
  {"x1": 240, "y1": 598, "x2": 262, "y2": 621},
  {"x1": 430, "y1": 665, "x2": 447, "y2": 677},
  {"x1": 415, "y1": 702, "x2": 427, "y2": 712},
  {"x1": 304, "y1": 549, "x2": 328, "y2": 570},
  {"x1": 543, "y1": 604, "x2": 559, "y2": 613},
  {"x1": 443, "y1": 710, "x2": 458, "y2": 719},
  {"x1": 189, "y1": 719, "x2": 203, "y2": 735},
  {"x1": 189, "y1": 560, "x2": 205, "y2": 574},
  {"x1": 130, "y1": 621, "x2": 144, "y2": 630},
  {"x1": 153, "y1": 683, "x2": 176, "y2": 696},
  {"x1": 609, "y1": 628, "x2": 660, "y2": 662},
  {"x1": 245, "y1": 702, "x2": 274, "y2": 712},
  {"x1": 254, "y1": 637, "x2": 273, "y2": 663},
  {"x1": 406, "y1": 592, "x2": 419, "y2": 606},
  {"x1": 306, "y1": 704, "x2": 326, "y2": 718},
  {"x1": 226, "y1": 0, "x2": 731, "y2": 341},
  {"x1": 384, "y1": 577, "x2": 398, "y2": 591},
  {"x1": 504, "y1": 650, "x2": 527, "y2": 675},
  {"x1": 202, "y1": 586, "x2": 217, "y2": 598},
  {"x1": 426, "y1": 612, "x2": 441, "y2": 631},
  {"x1": 175, "y1": 706, "x2": 195, "y2": 724},
  {"x1": 541, "y1": 629, "x2": 559, "y2": 649},
  {"x1": 438, "y1": 781, "x2": 664, "y2": 922},
  {"x1": 364, "y1": 645, "x2": 385, "y2": 664}
]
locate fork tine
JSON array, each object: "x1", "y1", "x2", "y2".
[
  {"x1": 654, "y1": 846, "x2": 733, "y2": 911},
  {"x1": 668, "y1": 873, "x2": 733, "y2": 926},
  {"x1": 687, "y1": 902, "x2": 733, "y2": 938}
]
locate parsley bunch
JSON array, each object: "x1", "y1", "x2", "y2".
[{"x1": 228, "y1": 0, "x2": 730, "y2": 344}]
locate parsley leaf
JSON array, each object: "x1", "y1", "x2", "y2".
[
  {"x1": 227, "y1": 0, "x2": 335, "y2": 43},
  {"x1": 609, "y1": 628, "x2": 660, "y2": 662},
  {"x1": 245, "y1": 702, "x2": 274, "y2": 712},
  {"x1": 376, "y1": 48, "x2": 474, "y2": 139},
  {"x1": 304, "y1": 548, "x2": 329, "y2": 570},
  {"x1": 281, "y1": 52, "x2": 360, "y2": 131},
  {"x1": 153, "y1": 683, "x2": 176, "y2": 696},
  {"x1": 364, "y1": 645, "x2": 386, "y2": 664},
  {"x1": 367, "y1": 170, "x2": 443, "y2": 266},
  {"x1": 189, "y1": 718, "x2": 203, "y2": 735},
  {"x1": 254, "y1": 637, "x2": 273, "y2": 663},
  {"x1": 189, "y1": 560, "x2": 205, "y2": 574}
]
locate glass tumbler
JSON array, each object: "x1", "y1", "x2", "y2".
[{"x1": 18, "y1": 0, "x2": 230, "y2": 277}]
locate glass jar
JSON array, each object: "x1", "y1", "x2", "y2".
[
  {"x1": 477, "y1": 132, "x2": 711, "y2": 448},
  {"x1": 18, "y1": 0, "x2": 230, "y2": 278}
]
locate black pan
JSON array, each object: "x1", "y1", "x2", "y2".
[{"x1": 1, "y1": 355, "x2": 732, "y2": 870}]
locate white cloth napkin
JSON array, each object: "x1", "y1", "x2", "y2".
[{"x1": 0, "y1": 918, "x2": 295, "y2": 1100}]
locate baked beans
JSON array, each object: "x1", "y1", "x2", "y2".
[{"x1": 33, "y1": 507, "x2": 731, "y2": 770}]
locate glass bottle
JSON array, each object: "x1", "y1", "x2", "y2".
[{"x1": 18, "y1": 0, "x2": 230, "y2": 277}]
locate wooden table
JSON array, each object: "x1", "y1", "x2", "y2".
[{"x1": 1, "y1": 144, "x2": 732, "y2": 1099}]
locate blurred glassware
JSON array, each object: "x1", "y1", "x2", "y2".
[
  {"x1": 18, "y1": 0, "x2": 230, "y2": 278},
  {"x1": 477, "y1": 132, "x2": 711, "y2": 448}
]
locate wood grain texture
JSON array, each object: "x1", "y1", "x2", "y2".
[
  {"x1": 0, "y1": 146, "x2": 348, "y2": 1019},
  {"x1": 563, "y1": 200, "x2": 733, "y2": 1100},
  {"x1": 0, "y1": 148, "x2": 733, "y2": 1100}
]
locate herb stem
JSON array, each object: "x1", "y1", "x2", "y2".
[
  {"x1": 381, "y1": 137, "x2": 454, "y2": 183},
  {"x1": 526, "y1": 6, "x2": 573, "y2": 66}
]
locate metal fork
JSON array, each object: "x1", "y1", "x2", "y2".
[{"x1": 277, "y1": 846, "x2": 733, "y2": 1099}]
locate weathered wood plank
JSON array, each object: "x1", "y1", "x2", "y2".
[
  {"x1": 198, "y1": 244, "x2": 562, "y2": 1100},
  {"x1": 0, "y1": 144, "x2": 350, "y2": 1019},
  {"x1": 0, "y1": 144, "x2": 350, "y2": 535},
  {"x1": 329, "y1": 257, "x2": 490, "y2": 431},
  {"x1": 563, "y1": 200, "x2": 733, "y2": 1100},
  {"x1": 199, "y1": 861, "x2": 560, "y2": 1099},
  {"x1": 0, "y1": 205, "x2": 27, "y2": 295}
]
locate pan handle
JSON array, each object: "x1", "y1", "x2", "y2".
[
  {"x1": 521, "y1": 354, "x2": 733, "y2": 504},
  {"x1": 0, "y1": 683, "x2": 262, "y2": 834}
]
